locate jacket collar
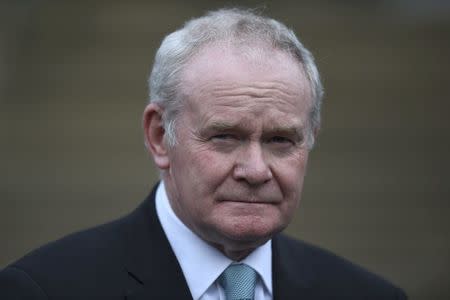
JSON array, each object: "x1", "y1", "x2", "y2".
[
  {"x1": 123, "y1": 184, "x2": 192, "y2": 300},
  {"x1": 272, "y1": 234, "x2": 315, "y2": 300}
]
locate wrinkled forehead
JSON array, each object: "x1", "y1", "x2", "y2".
[{"x1": 179, "y1": 42, "x2": 312, "y2": 104}]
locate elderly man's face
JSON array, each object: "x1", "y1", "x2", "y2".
[{"x1": 150, "y1": 44, "x2": 313, "y2": 259}]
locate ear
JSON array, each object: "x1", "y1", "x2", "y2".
[{"x1": 143, "y1": 103, "x2": 170, "y2": 169}]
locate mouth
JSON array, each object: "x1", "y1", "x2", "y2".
[
  {"x1": 220, "y1": 198, "x2": 278, "y2": 205},
  {"x1": 217, "y1": 189, "x2": 281, "y2": 205}
]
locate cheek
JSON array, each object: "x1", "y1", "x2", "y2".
[
  {"x1": 276, "y1": 150, "x2": 308, "y2": 181},
  {"x1": 173, "y1": 146, "x2": 234, "y2": 198},
  {"x1": 273, "y1": 151, "x2": 309, "y2": 205},
  {"x1": 192, "y1": 146, "x2": 235, "y2": 177}
]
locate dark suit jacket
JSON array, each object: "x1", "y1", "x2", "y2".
[{"x1": 0, "y1": 185, "x2": 407, "y2": 299}]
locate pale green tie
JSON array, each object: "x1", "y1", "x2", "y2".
[{"x1": 219, "y1": 263, "x2": 258, "y2": 300}]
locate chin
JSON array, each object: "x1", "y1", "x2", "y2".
[{"x1": 219, "y1": 220, "x2": 285, "y2": 246}]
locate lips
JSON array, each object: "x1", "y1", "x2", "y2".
[
  {"x1": 219, "y1": 195, "x2": 279, "y2": 204},
  {"x1": 224, "y1": 199, "x2": 271, "y2": 204},
  {"x1": 216, "y1": 185, "x2": 282, "y2": 204}
]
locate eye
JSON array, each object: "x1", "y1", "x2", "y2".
[
  {"x1": 209, "y1": 133, "x2": 239, "y2": 152},
  {"x1": 268, "y1": 136, "x2": 293, "y2": 144},
  {"x1": 211, "y1": 133, "x2": 236, "y2": 141}
]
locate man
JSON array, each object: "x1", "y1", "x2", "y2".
[{"x1": 0, "y1": 8, "x2": 407, "y2": 299}]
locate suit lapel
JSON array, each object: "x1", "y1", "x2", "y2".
[
  {"x1": 123, "y1": 184, "x2": 192, "y2": 300},
  {"x1": 272, "y1": 234, "x2": 315, "y2": 300}
]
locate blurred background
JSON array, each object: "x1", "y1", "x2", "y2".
[{"x1": 1, "y1": 0, "x2": 449, "y2": 299}]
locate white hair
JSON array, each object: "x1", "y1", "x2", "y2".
[{"x1": 148, "y1": 8, "x2": 324, "y2": 149}]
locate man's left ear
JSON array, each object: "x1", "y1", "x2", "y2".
[{"x1": 143, "y1": 103, "x2": 170, "y2": 169}]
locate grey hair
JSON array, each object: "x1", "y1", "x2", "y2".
[{"x1": 148, "y1": 8, "x2": 324, "y2": 149}]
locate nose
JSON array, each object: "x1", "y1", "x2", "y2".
[{"x1": 233, "y1": 142, "x2": 273, "y2": 185}]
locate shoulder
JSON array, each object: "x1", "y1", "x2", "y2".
[
  {"x1": 0, "y1": 211, "x2": 135, "y2": 299},
  {"x1": 273, "y1": 234, "x2": 407, "y2": 299},
  {"x1": 17, "y1": 210, "x2": 132, "y2": 265},
  {"x1": 0, "y1": 187, "x2": 161, "y2": 299}
]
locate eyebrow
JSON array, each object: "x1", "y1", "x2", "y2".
[
  {"x1": 205, "y1": 121, "x2": 242, "y2": 132},
  {"x1": 266, "y1": 126, "x2": 303, "y2": 136},
  {"x1": 197, "y1": 121, "x2": 246, "y2": 137},
  {"x1": 201, "y1": 121, "x2": 305, "y2": 140},
  {"x1": 263, "y1": 125, "x2": 305, "y2": 143}
]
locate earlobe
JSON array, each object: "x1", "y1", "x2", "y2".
[{"x1": 143, "y1": 103, "x2": 170, "y2": 169}]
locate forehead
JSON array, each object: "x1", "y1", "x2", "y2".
[
  {"x1": 179, "y1": 43, "x2": 312, "y2": 126},
  {"x1": 182, "y1": 43, "x2": 310, "y2": 97}
]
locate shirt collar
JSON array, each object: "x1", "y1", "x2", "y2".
[{"x1": 155, "y1": 182, "x2": 272, "y2": 300}]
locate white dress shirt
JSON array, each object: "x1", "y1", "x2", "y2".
[{"x1": 155, "y1": 182, "x2": 273, "y2": 300}]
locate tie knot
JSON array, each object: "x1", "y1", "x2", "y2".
[{"x1": 219, "y1": 263, "x2": 258, "y2": 300}]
